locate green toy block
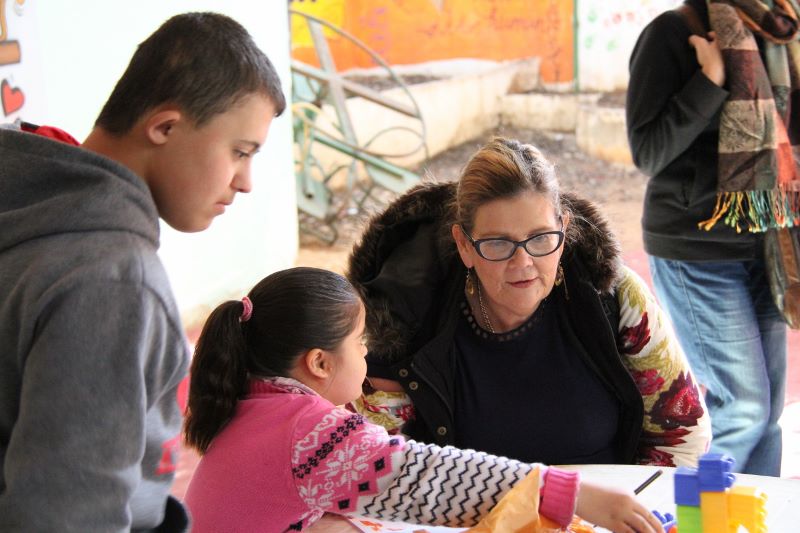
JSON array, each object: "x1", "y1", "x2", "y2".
[{"x1": 677, "y1": 504, "x2": 703, "y2": 533}]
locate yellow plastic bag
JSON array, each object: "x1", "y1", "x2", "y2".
[
  {"x1": 465, "y1": 467, "x2": 542, "y2": 532},
  {"x1": 465, "y1": 467, "x2": 595, "y2": 532}
]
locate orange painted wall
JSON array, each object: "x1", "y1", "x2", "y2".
[{"x1": 290, "y1": 0, "x2": 574, "y2": 84}]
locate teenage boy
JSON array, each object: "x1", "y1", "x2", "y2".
[{"x1": 0, "y1": 12, "x2": 285, "y2": 531}]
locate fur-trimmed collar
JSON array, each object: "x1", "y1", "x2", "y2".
[{"x1": 347, "y1": 182, "x2": 623, "y2": 361}]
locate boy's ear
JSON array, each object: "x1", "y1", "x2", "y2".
[
  {"x1": 302, "y1": 348, "x2": 332, "y2": 380},
  {"x1": 144, "y1": 109, "x2": 182, "y2": 146}
]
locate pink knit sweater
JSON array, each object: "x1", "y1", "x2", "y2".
[{"x1": 184, "y1": 378, "x2": 577, "y2": 532}]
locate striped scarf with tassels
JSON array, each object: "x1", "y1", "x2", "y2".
[{"x1": 699, "y1": 0, "x2": 800, "y2": 233}]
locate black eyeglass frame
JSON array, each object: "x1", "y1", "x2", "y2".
[{"x1": 460, "y1": 218, "x2": 565, "y2": 261}]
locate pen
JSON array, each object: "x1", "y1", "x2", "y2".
[
  {"x1": 588, "y1": 469, "x2": 666, "y2": 530},
  {"x1": 634, "y1": 469, "x2": 664, "y2": 495}
]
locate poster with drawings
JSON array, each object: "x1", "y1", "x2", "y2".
[
  {"x1": 576, "y1": 0, "x2": 677, "y2": 92},
  {"x1": 1, "y1": 0, "x2": 43, "y2": 122}
]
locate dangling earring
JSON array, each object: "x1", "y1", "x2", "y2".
[
  {"x1": 555, "y1": 263, "x2": 569, "y2": 300},
  {"x1": 465, "y1": 268, "x2": 475, "y2": 296}
]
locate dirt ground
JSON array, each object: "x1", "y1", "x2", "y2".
[{"x1": 296, "y1": 125, "x2": 649, "y2": 273}]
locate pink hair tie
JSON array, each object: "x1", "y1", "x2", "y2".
[{"x1": 240, "y1": 296, "x2": 253, "y2": 322}]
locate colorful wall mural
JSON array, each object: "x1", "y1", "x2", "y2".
[
  {"x1": 290, "y1": 0, "x2": 682, "y2": 91},
  {"x1": 290, "y1": 0, "x2": 574, "y2": 84}
]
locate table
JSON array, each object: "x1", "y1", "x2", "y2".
[
  {"x1": 557, "y1": 464, "x2": 799, "y2": 532},
  {"x1": 307, "y1": 464, "x2": 800, "y2": 532}
]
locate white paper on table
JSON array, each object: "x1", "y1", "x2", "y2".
[{"x1": 344, "y1": 515, "x2": 468, "y2": 533}]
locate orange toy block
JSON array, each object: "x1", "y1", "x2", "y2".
[
  {"x1": 728, "y1": 485, "x2": 767, "y2": 533},
  {"x1": 701, "y1": 490, "x2": 729, "y2": 532}
]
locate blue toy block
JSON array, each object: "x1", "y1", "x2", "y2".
[
  {"x1": 674, "y1": 466, "x2": 701, "y2": 506},
  {"x1": 652, "y1": 510, "x2": 677, "y2": 530},
  {"x1": 698, "y1": 452, "x2": 736, "y2": 492}
]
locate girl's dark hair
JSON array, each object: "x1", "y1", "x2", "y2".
[
  {"x1": 183, "y1": 267, "x2": 361, "y2": 454},
  {"x1": 95, "y1": 12, "x2": 286, "y2": 135}
]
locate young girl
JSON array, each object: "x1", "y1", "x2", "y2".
[{"x1": 183, "y1": 267, "x2": 664, "y2": 532}]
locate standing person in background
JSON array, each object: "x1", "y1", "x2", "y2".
[
  {"x1": 0, "y1": 12, "x2": 285, "y2": 531},
  {"x1": 626, "y1": 0, "x2": 798, "y2": 476}
]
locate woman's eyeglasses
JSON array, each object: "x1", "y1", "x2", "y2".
[{"x1": 460, "y1": 220, "x2": 564, "y2": 261}]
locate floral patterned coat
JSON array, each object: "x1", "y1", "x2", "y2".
[{"x1": 347, "y1": 182, "x2": 711, "y2": 467}]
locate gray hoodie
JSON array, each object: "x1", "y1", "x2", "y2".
[{"x1": 0, "y1": 126, "x2": 189, "y2": 531}]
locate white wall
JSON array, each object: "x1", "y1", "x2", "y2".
[
  {"x1": 577, "y1": 0, "x2": 679, "y2": 92},
  {"x1": 4, "y1": 1, "x2": 296, "y2": 325}
]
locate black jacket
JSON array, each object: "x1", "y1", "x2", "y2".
[
  {"x1": 626, "y1": 0, "x2": 759, "y2": 260},
  {"x1": 347, "y1": 183, "x2": 645, "y2": 463}
]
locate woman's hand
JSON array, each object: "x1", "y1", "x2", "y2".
[
  {"x1": 689, "y1": 31, "x2": 725, "y2": 86},
  {"x1": 575, "y1": 481, "x2": 664, "y2": 533},
  {"x1": 365, "y1": 377, "x2": 404, "y2": 392}
]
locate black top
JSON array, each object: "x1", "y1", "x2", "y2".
[
  {"x1": 626, "y1": 2, "x2": 759, "y2": 260},
  {"x1": 347, "y1": 182, "x2": 645, "y2": 460},
  {"x1": 453, "y1": 293, "x2": 620, "y2": 464}
]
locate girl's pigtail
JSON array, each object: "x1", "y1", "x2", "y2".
[{"x1": 183, "y1": 300, "x2": 250, "y2": 454}]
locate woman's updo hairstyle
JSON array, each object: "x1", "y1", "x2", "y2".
[{"x1": 453, "y1": 137, "x2": 563, "y2": 232}]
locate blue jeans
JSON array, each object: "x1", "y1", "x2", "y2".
[{"x1": 648, "y1": 256, "x2": 787, "y2": 476}]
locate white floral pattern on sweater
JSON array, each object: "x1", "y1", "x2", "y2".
[
  {"x1": 186, "y1": 376, "x2": 576, "y2": 531},
  {"x1": 269, "y1": 378, "x2": 572, "y2": 529}
]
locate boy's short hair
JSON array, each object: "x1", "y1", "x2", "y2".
[{"x1": 95, "y1": 12, "x2": 286, "y2": 135}]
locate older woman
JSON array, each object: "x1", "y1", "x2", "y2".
[{"x1": 347, "y1": 137, "x2": 710, "y2": 467}]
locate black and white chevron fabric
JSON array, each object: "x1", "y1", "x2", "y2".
[{"x1": 357, "y1": 439, "x2": 536, "y2": 527}]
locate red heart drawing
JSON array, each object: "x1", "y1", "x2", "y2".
[{"x1": 1, "y1": 79, "x2": 25, "y2": 116}]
